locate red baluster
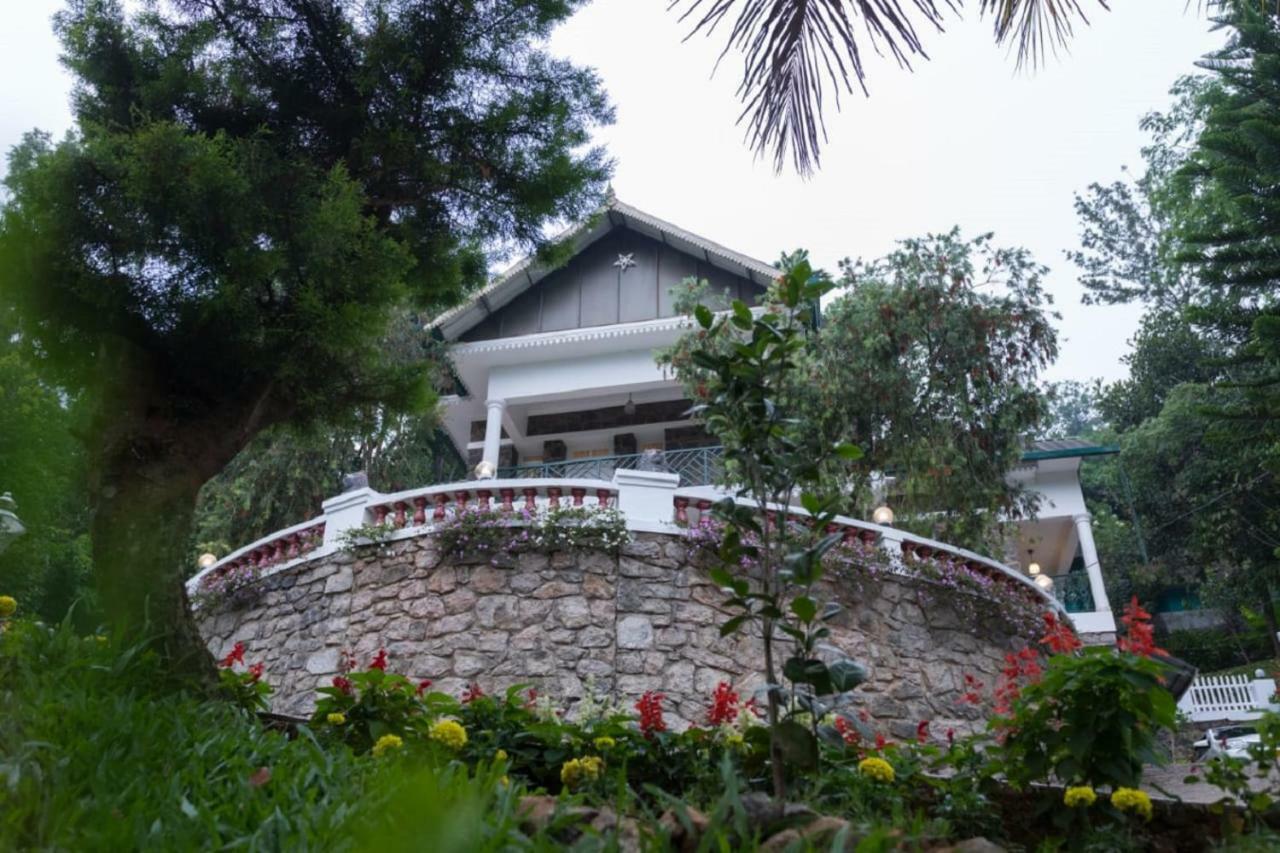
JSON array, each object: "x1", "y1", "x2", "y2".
[
  {"x1": 285, "y1": 533, "x2": 300, "y2": 559},
  {"x1": 393, "y1": 501, "x2": 408, "y2": 528},
  {"x1": 476, "y1": 489, "x2": 492, "y2": 511},
  {"x1": 674, "y1": 496, "x2": 690, "y2": 525},
  {"x1": 523, "y1": 488, "x2": 538, "y2": 512},
  {"x1": 373, "y1": 505, "x2": 389, "y2": 526},
  {"x1": 860, "y1": 529, "x2": 878, "y2": 545},
  {"x1": 696, "y1": 499, "x2": 712, "y2": 515},
  {"x1": 500, "y1": 488, "x2": 515, "y2": 513},
  {"x1": 256, "y1": 546, "x2": 271, "y2": 568},
  {"x1": 412, "y1": 496, "x2": 428, "y2": 526},
  {"x1": 571, "y1": 488, "x2": 586, "y2": 507},
  {"x1": 455, "y1": 490, "x2": 470, "y2": 512},
  {"x1": 825, "y1": 523, "x2": 839, "y2": 534},
  {"x1": 272, "y1": 539, "x2": 287, "y2": 563},
  {"x1": 314, "y1": 524, "x2": 325, "y2": 547},
  {"x1": 547, "y1": 487, "x2": 561, "y2": 509},
  {"x1": 433, "y1": 493, "x2": 449, "y2": 520},
  {"x1": 596, "y1": 489, "x2": 611, "y2": 507}
]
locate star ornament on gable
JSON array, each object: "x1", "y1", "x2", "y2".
[{"x1": 613, "y1": 253, "x2": 636, "y2": 273}]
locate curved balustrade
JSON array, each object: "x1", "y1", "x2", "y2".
[
  {"x1": 187, "y1": 474, "x2": 1060, "y2": 617},
  {"x1": 673, "y1": 490, "x2": 1064, "y2": 614}
]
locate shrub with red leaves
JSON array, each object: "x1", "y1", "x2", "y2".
[
  {"x1": 636, "y1": 691, "x2": 667, "y2": 738},
  {"x1": 219, "y1": 641, "x2": 245, "y2": 668},
  {"x1": 1039, "y1": 612, "x2": 1082, "y2": 654},
  {"x1": 706, "y1": 681, "x2": 741, "y2": 726},
  {"x1": 1117, "y1": 596, "x2": 1167, "y2": 658}
]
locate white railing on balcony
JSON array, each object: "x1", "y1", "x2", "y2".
[
  {"x1": 187, "y1": 470, "x2": 1064, "y2": 619},
  {"x1": 1177, "y1": 673, "x2": 1280, "y2": 723}
]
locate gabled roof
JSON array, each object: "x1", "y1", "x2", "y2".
[
  {"x1": 432, "y1": 194, "x2": 781, "y2": 342},
  {"x1": 1022, "y1": 440, "x2": 1119, "y2": 462}
]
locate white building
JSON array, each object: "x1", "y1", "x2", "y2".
[{"x1": 432, "y1": 196, "x2": 1117, "y2": 639}]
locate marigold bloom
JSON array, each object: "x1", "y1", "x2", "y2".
[
  {"x1": 636, "y1": 691, "x2": 667, "y2": 738},
  {"x1": 1110, "y1": 787, "x2": 1153, "y2": 820},
  {"x1": 1063, "y1": 786, "x2": 1097, "y2": 808},
  {"x1": 494, "y1": 748, "x2": 508, "y2": 763},
  {"x1": 560, "y1": 755, "x2": 604, "y2": 788},
  {"x1": 429, "y1": 719, "x2": 468, "y2": 750},
  {"x1": 1040, "y1": 612, "x2": 1083, "y2": 655},
  {"x1": 593, "y1": 736, "x2": 616, "y2": 751},
  {"x1": 327, "y1": 712, "x2": 346, "y2": 725},
  {"x1": 371, "y1": 734, "x2": 403, "y2": 757},
  {"x1": 858, "y1": 757, "x2": 895, "y2": 783},
  {"x1": 220, "y1": 641, "x2": 246, "y2": 669},
  {"x1": 0, "y1": 596, "x2": 17, "y2": 617}
]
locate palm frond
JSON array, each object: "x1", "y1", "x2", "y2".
[{"x1": 672, "y1": 0, "x2": 1106, "y2": 175}]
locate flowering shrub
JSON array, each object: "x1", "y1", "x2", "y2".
[
  {"x1": 1063, "y1": 786, "x2": 1097, "y2": 808},
  {"x1": 433, "y1": 504, "x2": 630, "y2": 562},
  {"x1": 311, "y1": 648, "x2": 430, "y2": 753},
  {"x1": 1110, "y1": 787, "x2": 1153, "y2": 821},
  {"x1": 0, "y1": 595, "x2": 17, "y2": 618},
  {"x1": 216, "y1": 641, "x2": 272, "y2": 712},
  {"x1": 857, "y1": 756, "x2": 895, "y2": 783},
  {"x1": 192, "y1": 562, "x2": 265, "y2": 610}
]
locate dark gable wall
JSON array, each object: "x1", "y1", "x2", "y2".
[{"x1": 460, "y1": 228, "x2": 766, "y2": 342}]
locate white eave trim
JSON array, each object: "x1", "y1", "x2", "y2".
[{"x1": 451, "y1": 313, "x2": 696, "y2": 358}]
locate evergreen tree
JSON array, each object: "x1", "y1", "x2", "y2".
[{"x1": 0, "y1": 0, "x2": 611, "y2": 680}]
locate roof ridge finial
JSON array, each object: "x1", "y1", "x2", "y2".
[{"x1": 604, "y1": 182, "x2": 617, "y2": 204}]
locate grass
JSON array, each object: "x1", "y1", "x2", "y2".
[{"x1": 0, "y1": 618, "x2": 557, "y2": 851}]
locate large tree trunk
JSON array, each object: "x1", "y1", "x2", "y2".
[{"x1": 91, "y1": 436, "x2": 218, "y2": 688}]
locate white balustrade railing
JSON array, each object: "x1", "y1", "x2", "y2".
[
  {"x1": 186, "y1": 472, "x2": 1063, "y2": 618},
  {"x1": 1177, "y1": 673, "x2": 1280, "y2": 722}
]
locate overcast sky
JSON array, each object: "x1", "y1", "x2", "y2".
[{"x1": 1, "y1": 1, "x2": 1223, "y2": 383}]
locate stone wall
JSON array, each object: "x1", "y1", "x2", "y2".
[{"x1": 195, "y1": 531, "x2": 1033, "y2": 739}]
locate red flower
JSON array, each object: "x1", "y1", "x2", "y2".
[
  {"x1": 369, "y1": 648, "x2": 388, "y2": 671},
  {"x1": 339, "y1": 649, "x2": 358, "y2": 673},
  {"x1": 416, "y1": 679, "x2": 433, "y2": 696},
  {"x1": 524, "y1": 688, "x2": 539, "y2": 709},
  {"x1": 1117, "y1": 596, "x2": 1167, "y2": 658},
  {"x1": 743, "y1": 696, "x2": 765, "y2": 719},
  {"x1": 636, "y1": 691, "x2": 667, "y2": 738},
  {"x1": 916, "y1": 720, "x2": 930, "y2": 744},
  {"x1": 959, "y1": 673, "x2": 984, "y2": 705},
  {"x1": 247, "y1": 662, "x2": 264, "y2": 683},
  {"x1": 461, "y1": 682, "x2": 485, "y2": 704},
  {"x1": 874, "y1": 732, "x2": 887, "y2": 750},
  {"x1": 1039, "y1": 612, "x2": 1082, "y2": 655},
  {"x1": 834, "y1": 716, "x2": 861, "y2": 746},
  {"x1": 706, "y1": 681, "x2": 741, "y2": 726},
  {"x1": 857, "y1": 707, "x2": 871, "y2": 723},
  {"x1": 332, "y1": 675, "x2": 353, "y2": 695},
  {"x1": 946, "y1": 728, "x2": 955, "y2": 746},
  {"x1": 220, "y1": 642, "x2": 246, "y2": 669}
]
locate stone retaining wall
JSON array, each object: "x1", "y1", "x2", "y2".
[{"x1": 195, "y1": 531, "x2": 1033, "y2": 738}]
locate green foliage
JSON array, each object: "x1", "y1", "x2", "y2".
[
  {"x1": 996, "y1": 648, "x2": 1177, "y2": 792},
  {"x1": 669, "y1": 255, "x2": 868, "y2": 797},
  {"x1": 0, "y1": 0, "x2": 612, "y2": 659},
  {"x1": 217, "y1": 666, "x2": 274, "y2": 714},
  {"x1": 1156, "y1": 624, "x2": 1275, "y2": 674},
  {"x1": 666, "y1": 231, "x2": 1058, "y2": 553}
]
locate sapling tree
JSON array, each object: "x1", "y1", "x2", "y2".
[
  {"x1": 0, "y1": 0, "x2": 611, "y2": 680},
  {"x1": 680, "y1": 258, "x2": 867, "y2": 799}
]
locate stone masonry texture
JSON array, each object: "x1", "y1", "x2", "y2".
[{"x1": 195, "y1": 532, "x2": 1033, "y2": 739}]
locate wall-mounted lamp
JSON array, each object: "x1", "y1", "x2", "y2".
[{"x1": 872, "y1": 505, "x2": 894, "y2": 526}]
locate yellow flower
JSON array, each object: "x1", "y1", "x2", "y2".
[
  {"x1": 93, "y1": 635, "x2": 108, "y2": 644},
  {"x1": 371, "y1": 734, "x2": 403, "y2": 757},
  {"x1": 560, "y1": 755, "x2": 605, "y2": 788},
  {"x1": 429, "y1": 719, "x2": 468, "y2": 750},
  {"x1": 1110, "y1": 787, "x2": 1153, "y2": 821},
  {"x1": 0, "y1": 596, "x2": 16, "y2": 617},
  {"x1": 1063, "y1": 786, "x2": 1097, "y2": 808},
  {"x1": 494, "y1": 748, "x2": 509, "y2": 763},
  {"x1": 724, "y1": 732, "x2": 745, "y2": 749},
  {"x1": 326, "y1": 713, "x2": 346, "y2": 726},
  {"x1": 593, "y1": 736, "x2": 616, "y2": 751},
  {"x1": 857, "y1": 757, "x2": 895, "y2": 783},
  {"x1": 500, "y1": 775, "x2": 510, "y2": 786}
]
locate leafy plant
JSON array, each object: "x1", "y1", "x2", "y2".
[{"x1": 677, "y1": 256, "x2": 868, "y2": 798}]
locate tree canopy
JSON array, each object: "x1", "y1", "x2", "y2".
[{"x1": 0, "y1": 0, "x2": 612, "y2": 674}]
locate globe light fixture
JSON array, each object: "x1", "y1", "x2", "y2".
[
  {"x1": 474, "y1": 460, "x2": 496, "y2": 480},
  {"x1": 1027, "y1": 549, "x2": 1041, "y2": 576},
  {"x1": 872, "y1": 505, "x2": 894, "y2": 526},
  {"x1": 623, "y1": 394, "x2": 636, "y2": 416},
  {"x1": 197, "y1": 553, "x2": 218, "y2": 570},
  {"x1": 1034, "y1": 574, "x2": 1054, "y2": 591}
]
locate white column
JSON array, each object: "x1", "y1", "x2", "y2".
[
  {"x1": 320, "y1": 487, "x2": 377, "y2": 547},
  {"x1": 1073, "y1": 512, "x2": 1111, "y2": 613},
  {"x1": 480, "y1": 398, "x2": 506, "y2": 477}
]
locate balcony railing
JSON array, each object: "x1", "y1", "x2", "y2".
[
  {"x1": 1051, "y1": 572, "x2": 1094, "y2": 613},
  {"x1": 498, "y1": 446, "x2": 724, "y2": 487}
]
